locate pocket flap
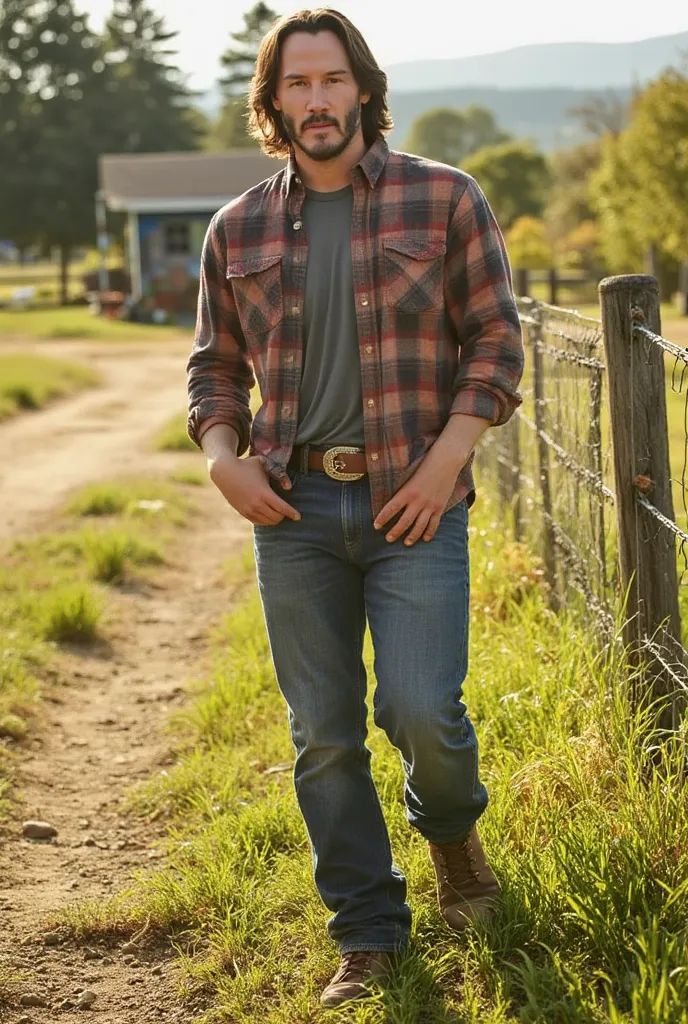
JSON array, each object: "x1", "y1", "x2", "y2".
[
  {"x1": 226, "y1": 252, "x2": 283, "y2": 279},
  {"x1": 383, "y1": 237, "x2": 446, "y2": 261}
]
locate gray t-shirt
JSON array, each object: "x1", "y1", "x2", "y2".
[{"x1": 294, "y1": 185, "x2": 365, "y2": 447}]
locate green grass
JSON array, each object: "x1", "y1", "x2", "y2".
[
  {"x1": 0, "y1": 306, "x2": 188, "y2": 341},
  {"x1": 0, "y1": 353, "x2": 99, "y2": 420},
  {"x1": 67, "y1": 478, "x2": 191, "y2": 525},
  {"x1": 0, "y1": 475, "x2": 195, "y2": 819},
  {"x1": 154, "y1": 411, "x2": 197, "y2": 452},
  {"x1": 56, "y1": 492, "x2": 688, "y2": 1023},
  {"x1": 169, "y1": 466, "x2": 207, "y2": 487}
]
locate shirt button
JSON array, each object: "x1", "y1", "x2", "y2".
[
  {"x1": 367, "y1": 399, "x2": 375, "y2": 408},
  {"x1": 285, "y1": 354, "x2": 294, "y2": 364},
  {"x1": 293, "y1": 220, "x2": 302, "y2": 231},
  {"x1": 370, "y1": 453, "x2": 379, "y2": 462},
  {"x1": 360, "y1": 295, "x2": 369, "y2": 306},
  {"x1": 283, "y1": 405, "x2": 291, "y2": 415},
  {"x1": 291, "y1": 305, "x2": 300, "y2": 315},
  {"x1": 365, "y1": 345, "x2": 373, "y2": 354}
]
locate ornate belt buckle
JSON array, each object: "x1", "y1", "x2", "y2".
[{"x1": 322, "y1": 446, "x2": 365, "y2": 482}]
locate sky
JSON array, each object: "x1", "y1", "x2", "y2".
[{"x1": 82, "y1": 0, "x2": 688, "y2": 90}]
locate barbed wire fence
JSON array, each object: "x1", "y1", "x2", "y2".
[{"x1": 476, "y1": 274, "x2": 687, "y2": 733}]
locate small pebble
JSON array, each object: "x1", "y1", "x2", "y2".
[
  {"x1": 151, "y1": 965, "x2": 163, "y2": 976},
  {"x1": 76, "y1": 990, "x2": 97, "y2": 1009},
  {"x1": 43, "y1": 932, "x2": 61, "y2": 946},
  {"x1": 60, "y1": 999, "x2": 75, "y2": 1010},
  {"x1": 19, "y1": 1017, "x2": 33, "y2": 1023},
  {"x1": 19, "y1": 993, "x2": 49, "y2": 1008},
  {"x1": 22, "y1": 821, "x2": 57, "y2": 840},
  {"x1": 83, "y1": 948, "x2": 103, "y2": 961},
  {"x1": 121, "y1": 941, "x2": 138, "y2": 954}
]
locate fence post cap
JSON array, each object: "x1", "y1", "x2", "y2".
[{"x1": 599, "y1": 274, "x2": 659, "y2": 295}]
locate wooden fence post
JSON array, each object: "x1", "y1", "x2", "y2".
[
  {"x1": 548, "y1": 267, "x2": 558, "y2": 307},
  {"x1": 599, "y1": 275, "x2": 682, "y2": 724},
  {"x1": 514, "y1": 268, "x2": 529, "y2": 298},
  {"x1": 510, "y1": 413, "x2": 523, "y2": 543},
  {"x1": 531, "y1": 304, "x2": 560, "y2": 611}
]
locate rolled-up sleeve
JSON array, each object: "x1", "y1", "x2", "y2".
[
  {"x1": 445, "y1": 177, "x2": 524, "y2": 427},
  {"x1": 186, "y1": 211, "x2": 255, "y2": 454}
]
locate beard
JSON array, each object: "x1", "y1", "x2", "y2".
[{"x1": 281, "y1": 99, "x2": 363, "y2": 162}]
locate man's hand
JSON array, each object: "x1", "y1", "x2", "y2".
[
  {"x1": 373, "y1": 414, "x2": 491, "y2": 546},
  {"x1": 209, "y1": 453, "x2": 300, "y2": 526}
]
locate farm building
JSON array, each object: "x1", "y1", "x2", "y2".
[{"x1": 98, "y1": 149, "x2": 284, "y2": 318}]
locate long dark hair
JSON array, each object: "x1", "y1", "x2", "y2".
[{"x1": 248, "y1": 8, "x2": 393, "y2": 158}]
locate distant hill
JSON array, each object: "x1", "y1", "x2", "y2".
[
  {"x1": 386, "y1": 86, "x2": 634, "y2": 154},
  {"x1": 198, "y1": 31, "x2": 687, "y2": 156},
  {"x1": 386, "y1": 31, "x2": 688, "y2": 92}
]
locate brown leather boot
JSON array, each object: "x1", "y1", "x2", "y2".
[
  {"x1": 320, "y1": 950, "x2": 396, "y2": 1008},
  {"x1": 428, "y1": 825, "x2": 501, "y2": 931}
]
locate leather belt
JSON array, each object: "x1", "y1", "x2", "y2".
[{"x1": 289, "y1": 445, "x2": 367, "y2": 481}]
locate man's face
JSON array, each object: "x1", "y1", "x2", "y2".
[{"x1": 273, "y1": 30, "x2": 370, "y2": 163}]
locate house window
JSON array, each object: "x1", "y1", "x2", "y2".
[{"x1": 165, "y1": 221, "x2": 190, "y2": 255}]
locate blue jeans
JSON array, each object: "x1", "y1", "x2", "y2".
[{"x1": 253, "y1": 470, "x2": 488, "y2": 953}]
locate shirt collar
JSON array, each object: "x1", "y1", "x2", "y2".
[{"x1": 285, "y1": 136, "x2": 390, "y2": 193}]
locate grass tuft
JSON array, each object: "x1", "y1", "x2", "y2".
[
  {"x1": 37, "y1": 584, "x2": 102, "y2": 643},
  {"x1": 0, "y1": 353, "x2": 98, "y2": 421},
  {"x1": 169, "y1": 467, "x2": 207, "y2": 487},
  {"x1": 153, "y1": 412, "x2": 196, "y2": 452},
  {"x1": 81, "y1": 530, "x2": 164, "y2": 583},
  {"x1": 0, "y1": 714, "x2": 28, "y2": 740},
  {"x1": 67, "y1": 479, "x2": 191, "y2": 525}
]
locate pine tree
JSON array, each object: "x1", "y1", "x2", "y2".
[
  {"x1": 219, "y1": 2, "x2": 278, "y2": 96},
  {"x1": 212, "y1": 2, "x2": 277, "y2": 150},
  {"x1": 0, "y1": 0, "x2": 43, "y2": 253},
  {"x1": 104, "y1": 0, "x2": 204, "y2": 153},
  {"x1": 0, "y1": 0, "x2": 111, "y2": 301}
]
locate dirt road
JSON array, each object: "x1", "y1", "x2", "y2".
[
  {"x1": 0, "y1": 334, "x2": 251, "y2": 1022},
  {"x1": 0, "y1": 335, "x2": 197, "y2": 540}
]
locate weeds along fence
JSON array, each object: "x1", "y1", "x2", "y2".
[{"x1": 476, "y1": 274, "x2": 687, "y2": 730}]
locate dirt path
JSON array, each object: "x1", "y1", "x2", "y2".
[
  {"x1": 0, "y1": 335, "x2": 252, "y2": 1022},
  {"x1": 0, "y1": 335, "x2": 196, "y2": 541}
]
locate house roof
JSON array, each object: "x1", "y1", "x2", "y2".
[{"x1": 99, "y1": 149, "x2": 285, "y2": 213}]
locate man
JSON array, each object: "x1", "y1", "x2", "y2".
[{"x1": 187, "y1": 7, "x2": 524, "y2": 1009}]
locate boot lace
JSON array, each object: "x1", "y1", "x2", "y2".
[{"x1": 437, "y1": 837, "x2": 481, "y2": 886}]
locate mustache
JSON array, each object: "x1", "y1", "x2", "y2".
[{"x1": 301, "y1": 115, "x2": 339, "y2": 131}]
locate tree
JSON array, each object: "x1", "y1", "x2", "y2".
[
  {"x1": 504, "y1": 217, "x2": 553, "y2": 270},
  {"x1": 568, "y1": 89, "x2": 628, "y2": 139},
  {"x1": 462, "y1": 141, "x2": 551, "y2": 230},
  {"x1": 212, "y1": 2, "x2": 277, "y2": 149},
  {"x1": 545, "y1": 140, "x2": 602, "y2": 250},
  {"x1": 0, "y1": 1, "x2": 44, "y2": 254},
  {"x1": 104, "y1": 0, "x2": 204, "y2": 153},
  {"x1": 404, "y1": 105, "x2": 510, "y2": 168},
  {"x1": 219, "y1": 2, "x2": 278, "y2": 95},
  {"x1": 621, "y1": 67, "x2": 688, "y2": 263},
  {"x1": 0, "y1": 0, "x2": 111, "y2": 302},
  {"x1": 590, "y1": 67, "x2": 688, "y2": 273}
]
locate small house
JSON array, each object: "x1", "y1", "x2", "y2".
[{"x1": 98, "y1": 149, "x2": 284, "y2": 318}]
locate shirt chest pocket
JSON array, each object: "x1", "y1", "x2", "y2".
[
  {"x1": 226, "y1": 252, "x2": 284, "y2": 335},
  {"x1": 383, "y1": 237, "x2": 446, "y2": 313}
]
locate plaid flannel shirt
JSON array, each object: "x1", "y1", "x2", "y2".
[{"x1": 187, "y1": 137, "x2": 524, "y2": 518}]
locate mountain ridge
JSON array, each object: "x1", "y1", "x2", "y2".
[{"x1": 385, "y1": 31, "x2": 688, "y2": 91}]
